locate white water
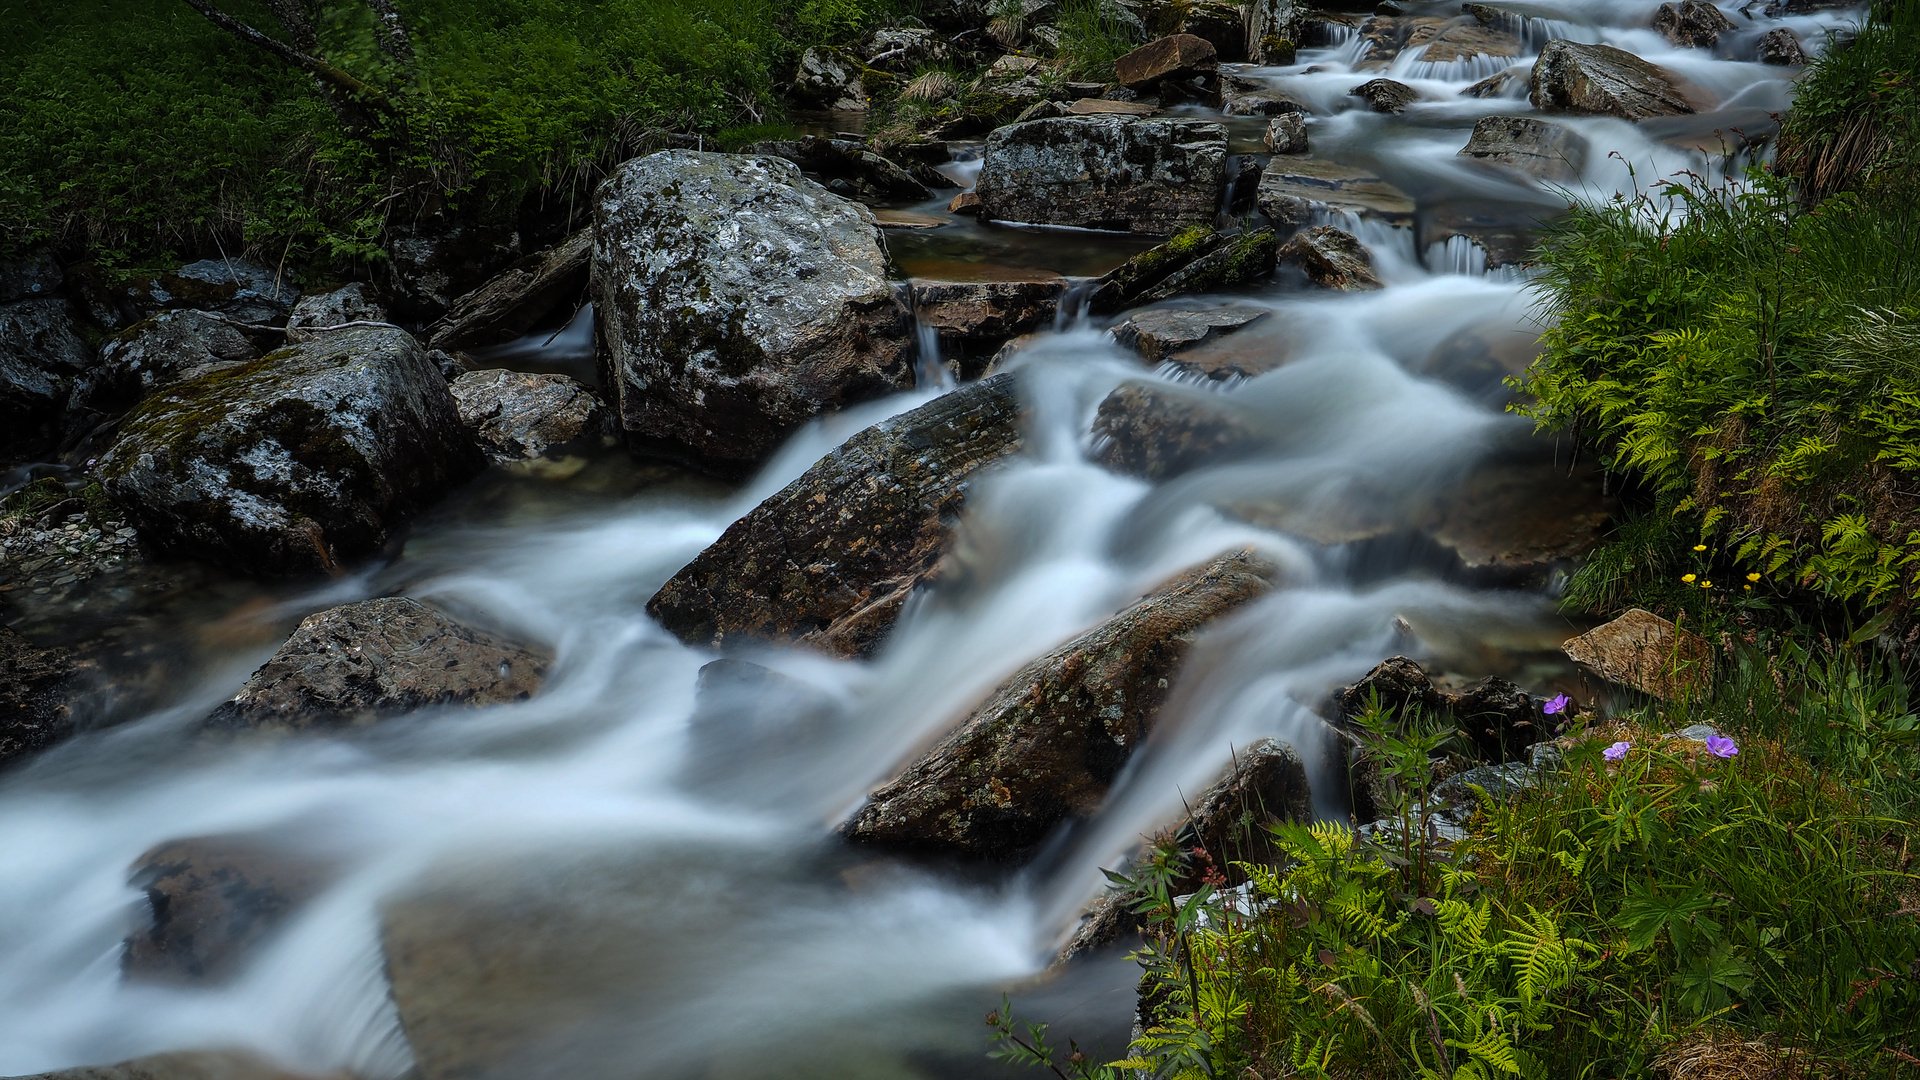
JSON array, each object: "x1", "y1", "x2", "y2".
[{"x1": 0, "y1": 1, "x2": 1867, "y2": 1076}]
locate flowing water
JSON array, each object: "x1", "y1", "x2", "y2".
[{"x1": 0, "y1": 2, "x2": 1867, "y2": 1076}]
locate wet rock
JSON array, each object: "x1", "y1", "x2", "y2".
[
  {"x1": 742, "y1": 137, "x2": 932, "y2": 202},
  {"x1": 1351, "y1": 77, "x2": 1419, "y2": 113},
  {"x1": 1422, "y1": 456, "x2": 1614, "y2": 584},
  {"x1": 208, "y1": 597, "x2": 549, "y2": 730},
  {"x1": 792, "y1": 46, "x2": 867, "y2": 110},
  {"x1": 1247, "y1": 0, "x2": 1305, "y2": 63},
  {"x1": 1763, "y1": 0, "x2": 1856, "y2": 12},
  {"x1": 840, "y1": 548, "x2": 1279, "y2": 860},
  {"x1": 910, "y1": 279, "x2": 1067, "y2": 378},
  {"x1": 1133, "y1": 229, "x2": 1279, "y2": 304},
  {"x1": 1, "y1": 1051, "x2": 321, "y2": 1080},
  {"x1": 1265, "y1": 113, "x2": 1309, "y2": 154},
  {"x1": 1256, "y1": 157, "x2": 1416, "y2": 226},
  {"x1": 1223, "y1": 90, "x2": 1306, "y2": 117},
  {"x1": 1, "y1": 298, "x2": 93, "y2": 459},
  {"x1": 681, "y1": 659, "x2": 839, "y2": 800},
  {"x1": 1421, "y1": 205, "x2": 1536, "y2": 274},
  {"x1": 426, "y1": 230, "x2": 590, "y2": 352},
  {"x1": 1461, "y1": 70, "x2": 1521, "y2": 98},
  {"x1": 95, "y1": 326, "x2": 483, "y2": 576},
  {"x1": 1457, "y1": 115, "x2": 1588, "y2": 182},
  {"x1": 1112, "y1": 307, "x2": 1269, "y2": 362},
  {"x1": 0, "y1": 624, "x2": 76, "y2": 768},
  {"x1": 1335, "y1": 655, "x2": 1448, "y2": 726},
  {"x1": 1277, "y1": 225, "x2": 1382, "y2": 290},
  {"x1": 1562, "y1": 608, "x2": 1713, "y2": 700},
  {"x1": 1086, "y1": 228, "x2": 1228, "y2": 315},
  {"x1": 285, "y1": 283, "x2": 386, "y2": 343},
  {"x1": 130, "y1": 260, "x2": 300, "y2": 326},
  {"x1": 73, "y1": 311, "x2": 260, "y2": 418},
  {"x1": 1114, "y1": 34, "x2": 1219, "y2": 89},
  {"x1": 1418, "y1": 23, "x2": 1521, "y2": 62},
  {"x1": 647, "y1": 373, "x2": 1024, "y2": 658},
  {"x1": 123, "y1": 836, "x2": 329, "y2": 983},
  {"x1": 1528, "y1": 39, "x2": 1694, "y2": 120},
  {"x1": 948, "y1": 191, "x2": 984, "y2": 215},
  {"x1": 449, "y1": 369, "x2": 609, "y2": 460},
  {"x1": 1090, "y1": 382, "x2": 1263, "y2": 481},
  {"x1": 592, "y1": 150, "x2": 914, "y2": 473},
  {"x1": 1756, "y1": 27, "x2": 1806, "y2": 65},
  {"x1": 974, "y1": 117, "x2": 1228, "y2": 234},
  {"x1": 1652, "y1": 0, "x2": 1735, "y2": 48}
]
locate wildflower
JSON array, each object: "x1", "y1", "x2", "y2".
[
  {"x1": 1681, "y1": 573, "x2": 1696, "y2": 583},
  {"x1": 1543, "y1": 693, "x2": 1571, "y2": 715},
  {"x1": 1693, "y1": 544, "x2": 1707, "y2": 551},
  {"x1": 1603, "y1": 740, "x2": 1632, "y2": 761},
  {"x1": 1747, "y1": 572, "x2": 1762, "y2": 582},
  {"x1": 1700, "y1": 580, "x2": 1712, "y2": 588},
  {"x1": 1705, "y1": 734, "x2": 1738, "y2": 758},
  {"x1": 1744, "y1": 584, "x2": 1753, "y2": 591}
]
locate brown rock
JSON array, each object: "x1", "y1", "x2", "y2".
[
  {"x1": 1114, "y1": 34, "x2": 1219, "y2": 89},
  {"x1": 1528, "y1": 40, "x2": 1694, "y2": 120},
  {"x1": 207, "y1": 597, "x2": 550, "y2": 730},
  {"x1": 1562, "y1": 608, "x2": 1713, "y2": 699},
  {"x1": 1423, "y1": 457, "x2": 1615, "y2": 585},
  {"x1": 1457, "y1": 115, "x2": 1588, "y2": 182},
  {"x1": 840, "y1": 548, "x2": 1279, "y2": 860},
  {"x1": 448, "y1": 368, "x2": 609, "y2": 459},
  {"x1": 1351, "y1": 78, "x2": 1420, "y2": 113},
  {"x1": 1651, "y1": 0, "x2": 1735, "y2": 48},
  {"x1": 1111, "y1": 307, "x2": 1269, "y2": 362},
  {"x1": 647, "y1": 373, "x2": 1024, "y2": 658},
  {"x1": 1091, "y1": 382, "x2": 1263, "y2": 481},
  {"x1": 427, "y1": 230, "x2": 590, "y2": 352},
  {"x1": 1277, "y1": 226, "x2": 1382, "y2": 290},
  {"x1": 123, "y1": 836, "x2": 330, "y2": 983},
  {"x1": 910, "y1": 278, "x2": 1068, "y2": 377},
  {"x1": 1068, "y1": 97, "x2": 1160, "y2": 115},
  {"x1": 1, "y1": 624, "x2": 76, "y2": 767},
  {"x1": 1419, "y1": 23, "x2": 1521, "y2": 62},
  {"x1": 1256, "y1": 157, "x2": 1416, "y2": 227},
  {"x1": 1, "y1": 1051, "x2": 326, "y2": 1080},
  {"x1": 948, "y1": 191, "x2": 983, "y2": 215}
]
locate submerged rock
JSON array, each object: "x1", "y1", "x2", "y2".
[
  {"x1": 1256, "y1": 157, "x2": 1416, "y2": 227},
  {"x1": 95, "y1": 326, "x2": 482, "y2": 576},
  {"x1": 123, "y1": 836, "x2": 330, "y2": 984},
  {"x1": 974, "y1": 116, "x2": 1228, "y2": 233},
  {"x1": 0, "y1": 297, "x2": 92, "y2": 458},
  {"x1": 0, "y1": 624, "x2": 76, "y2": 768},
  {"x1": 1457, "y1": 115, "x2": 1588, "y2": 182},
  {"x1": 1277, "y1": 226, "x2": 1382, "y2": 290},
  {"x1": 1652, "y1": 0, "x2": 1734, "y2": 48},
  {"x1": 1351, "y1": 78, "x2": 1420, "y2": 113},
  {"x1": 209, "y1": 597, "x2": 549, "y2": 730},
  {"x1": 647, "y1": 373, "x2": 1025, "y2": 658},
  {"x1": 1111, "y1": 307, "x2": 1269, "y2": 363},
  {"x1": 427, "y1": 231, "x2": 589, "y2": 352},
  {"x1": 841, "y1": 548, "x2": 1279, "y2": 860},
  {"x1": 449, "y1": 368, "x2": 609, "y2": 460},
  {"x1": 1091, "y1": 382, "x2": 1263, "y2": 481},
  {"x1": 592, "y1": 150, "x2": 914, "y2": 473},
  {"x1": 680, "y1": 659, "x2": 840, "y2": 801},
  {"x1": 1528, "y1": 39, "x2": 1694, "y2": 120},
  {"x1": 1562, "y1": 608, "x2": 1713, "y2": 699}
]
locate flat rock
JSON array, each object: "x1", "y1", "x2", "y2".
[
  {"x1": 1351, "y1": 78, "x2": 1420, "y2": 113},
  {"x1": 208, "y1": 597, "x2": 549, "y2": 730},
  {"x1": 840, "y1": 548, "x2": 1279, "y2": 860},
  {"x1": 647, "y1": 373, "x2": 1025, "y2": 658},
  {"x1": 1114, "y1": 34, "x2": 1219, "y2": 88},
  {"x1": 95, "y1": 326, "x2": 482, "y2": 576},
  {"x1": 1423, "y1": 457, "x2": 1614, "y2": 584},
  {"x1": 1277, "y1": 225, "x2": 1382, "y2": 290},
  {"x1": 1457, "y1": 115, "x2": 1588, "y2": 182},
  {"x1": 449, "y1": 369, "x2": 609, "y2": 460},
  {"x1": 427, "y1": 231, "x2": 589, "y2": 352},
  {"x1": 974, "y1": 117, "x2": 1228, "y2": 234},
  {"x1": 1224, "y1": 90, "x2": 1306, "y2": 117},
  {"x1": 0, "y1": 1052, "x2": 322, "y2": 1080},
  {"x1": 1091, "y1": 382, "x2": 1263, "y2": 481},
  {"x1": 1419, "y1": 23, "x2": 1521, "y2": 62},
  {"x1": 592, "y1": 150, "x2": 915, "y2": 473},
  {"x1": 1112, "y1": 307, "x2": 1269, "y2": 362},
  {"x1": 1067, "y1": 97, "x2": 1160, "y2": 115},
  {"x1": 123, "y1": 836, "x2": 330, "y2": 983},
  {"x1": 0, "y1": 624, "x2": 76, "y2": 768},
  {"x1": 1256, "y1": 157, "x2": 1415, "y2": 226},
  {"x1": 1, "y1": 297, "x2": 93, "y2": 458},
  {"x1": 1652, "y1": 0, "x2": 1734, "y2": 48},
  {"x1": 1528, "y1": 39, "x2": 1694, "y2": 120},
  {"x1": 1562, "y1": 608, "x2": 1712, "y2": 699}
]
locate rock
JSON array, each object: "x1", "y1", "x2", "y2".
[
  {"x1": 1528, "y1": 39, "x2": 1694, "y2": 120},
  {"x1": 1090, "y1": 382, "x2": 1263, "y2": 481},
  {"x1": 426, "y1": 231, "x2": 589, "y2": 352},
  {"x1": 1447, "y1": 675, "x2": 1542, "y2": 762},
  {"x1": 1, "y1": 1051, "x2": 321, "y2": 1080},
  {"x1": 208, "y1": 597, "x2": 549, "y2": 730},
  {"x1": 1763, "y1": 0, "x2": 1855, "y2": 12},
  {"x1": 1256, "y1": 157, "x2": 1416, "y2": 226},
  {"x1": 1265, "y1": 113, "x2": 1309, "y2": 154},
  {"x1": 1133, "y1": 229, "x2": 1279, "y2": 304},
  {"x1": 1086, "y1": 228, "x2": 1229, "y2": 315},
  {"x1": 860, "y1": 26, "x2": 949, "y2": 68},
  {"x1": 1, "y1": 298, "x2": 93, "y2": 459},
  {"x1": 1418, "y1": 23, "x2": 1521, "y2": 62},
  {"x1": 0, "y1": 251, "x2": 63, "y2": 304},
  {"x1": 1461, "y1": 70, "x2": 1521, "y2": 98},
  {"x1": 74, "y1": 310, "x2": 261, "y2": 418},
  {"x1": 1756, "y1": 27, "x2": 1806, "y2": 65},
  {"x1": 1014, "y1": 99, "x2": 1074, "y2": 124},
  {"x1": 948, "y1": 191, "x2": 984, "y2": 215},
  {"x1": 1421, "y1": 456, "x2": 1614, "y2": 583},
  {"x1": 448, "y1": 369, "x2": 609, "y2": 460},
  {"x1": 1224, "y1": 90, "x2": 1307, "y2": 116},
  {"x1": 0, "y1": 624, "x2": 76, "y2": 768},
  {"x1": 1652, "y1": 0, "x2": 1735, "y2": 48},
  {"x1": 910, "y1": 279, "x2": 1068, "y2": 378},
  {"x1": 133, "y1": 260, "x2": 300, "y2": 326},
  {"x1": 1562, "y1": 608, "x2": 1713, "y2": 700},
  {"x1": 592, "y1": 150, "x2": 914, "y2": 473},
  {"x1": 1351, "y1": 77, "x2": 1419, "y2": 112},
  {"x1": 1112, "y1": 307, "x2": 1269, "y2": 362},
  {"x1": 647, "y1": 373, "x2": 1024, "y2": 658},
  {"x1": 1277, "y1": 225, "x2": 1382, "y2": 290},
  {"x1": 95, "y1": 326, "x2": 483, "y2": 576},
  {"x1": 1335, "y1": 655, "x2": 1448, "y2": 726},
  {"x1": 1246, "y1": 0, "x2": 1305, "y2": 63},
  {"x1": 123, "y1": 836, "x2": 329, "y2": 983},
  {"x1": 1067, "y1": 97, "x2": 1160, "y2": 115},
  {"x1": 1175, "y1": 0, "x2": 1251, "y2": 59},
  {"x1": 680, "y1": 659, "x2": 839, "y2": 800},
  {"x1": 1114, "y1": 34, "x2": 1219, "y2": 89},
  {"x1": 742, "y1": 137, "x2": 933, "y2": 202},
  {"x1": 284, "y1": 283, "x2": 386, "y2": 344},
  {"x1": 840, "y1": 548, "x2": 1279, "y2": 859},
  {"x1": 792, "y1": 47, "x2": 867, "y2": 110},
  {"x1": 384, "y1": 222, "x2": 522, "y2": 322},
  {"x1": 974, "y1": 117, "x2": 1228, "y2": 234},
  {"x1": 1457, "y1": 115, "x2": 1588, "y2": 182}
]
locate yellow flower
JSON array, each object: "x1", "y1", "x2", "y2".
[
  {"x1": 1681, "y1": 573, "x2": 1696, "y2": 583},
  {"x1": 1746, "y1": 572, "x2": 1762, "y2": 582},
  {"x1": 1744, "y1": 584, "x2": 1753, "y2": 591},
  {"x1": 1693, "y1": 544, "x2": 1708, "y2": 552},
  {"x1": 1701, "y1": 580, "x2": 1712, "y2": 588}
]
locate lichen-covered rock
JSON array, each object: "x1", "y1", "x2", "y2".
[
  {"x1": 1224, "y1": 90, "x2": 1305, "y2": 117},
  {"x1": 1352, "y1": 78, "x2": 1420, "y2": 113},
  {"x1": 1090, "y1": 382, "x2": 1263, "y2": 481},
  {"x1": 94, "y1": 326, "x2": 483, "y2": 576},
  {"x1": 1256, "y1": 157, "x2": 1415, "y2": 227},
  {"x1": 1, "y1": 298, "x2": 92, "y2": 459},
  {"x1": 0, "y1": 251, "x2": 63, "y2": 304},
  {"x1": 426, "y1": 231, "x2": 588, "y2": 352},
  {"x1": 1457, "y1": 115, "x2": 1588, "y2": 182},
  {"x1": 743, "y1": 137, "x2": 932, "y2": 203},
  {"x1": 208, "y1": 597, "x2": 549, "y2": 730},
  {"x1": 592, "y1": 150, "x2": 914, "y2": 473},
  {"x1": 1246, "y1": 0, "x2": 1304, "y2": 63},
  {"x1": 449, "y1": 368, "x2": 609, "y2": 459},
  {"x1": 1562, "y1": 608, "x2": 1713, "y2": 699},
  {"x1": 1528, "y1": 39, "x2": 1694, "y2": 119},
  {"x1": 1756, "y1": 27, "x2": 1806, "y2": 65},
  {"x1": 1112, "y1": 307, "x2": 1269, "y2": 362},
  {"x1": 123, "y1": 836, "x2": 329, "y2": 983},
  {"x1": 1, "y1": 624, "x2": 76, "y2": 768},
  {"x1": 1652, "y1": 0, "x2": 1735, "y2": 48},
  {"x1": 1114, "y1": 34, "x2": 1219, "y2": 89},
  {"x1": 840, "y1": 548, "x2": 1279, "y2": 860},
  {"x1": 130, "y1": 259, "x2": 301, "y2": 326},
  {"x1": 75, "y1": 311, "x2": 260, "y2": 417},
  {"x1": 286, "y1": 282, "x2": 386, "y2": 342},
  {"x1": 648, "y1": 373, "x2": 1025, "y2": 658},
  {"x1": 792, "y1": 47, "x2": 868, "y2": 110},
  {"x1": 1265, "y1": 113, "x2": 1308, "y2": 154},
  {"x1": 860, "y1": 26, "x2": 950, "y2": 68},
  {"x1": 1277, "y1": 226, "x2": 1382, "y2": 290},
  {"x1": 910, "y1": 279, "x2": 1068, "y2": 378},
  {"x1": 974, "y1": 117, "x2": 1228, "y2": 233}
]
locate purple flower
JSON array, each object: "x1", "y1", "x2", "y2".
[
  {"x1": 1603, "y1": 740, "x2": 1632, "y2": 762},
  {"x1": 1705, "y1": 734, "x2": 1738, "y2": 759},
  {"x1": 1543, "y1": 694, "x2": 1571, "y2": 716}
]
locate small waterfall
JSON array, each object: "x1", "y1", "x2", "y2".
[
  {"x1": 1053, "y1": 278, "x2": 1098, "y2": 331},
  {"x1": 1393, "y1": 49, "x2": 1524, "y2": 84},
  {"x1": 910, "y1": 295, "x2": 958, "y2": 391},
  {"x1": 1425, "y1": 235, "x2": 1490, "y2": 277}
]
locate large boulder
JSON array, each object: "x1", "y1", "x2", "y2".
[
  {"x1": 1652, "y1": 0, "x2": 1735, "y2": 48},
  {"x1": 592, "y1": 150, "x2": 915, "y2": 473},
  {"x1": 1256, "y1": 157, "x2": 1415, "y2": 227},
  {"x1": 123, "y1": 836, "x2": 329, "y2": 983},
  {"x1": 1528, "y1": 40, "x2": 1694, "y2": 120},
  {"x1": 427, "y1": 231, "x2": 590, "y2": 352},
  {"x1": 0, "y1": 624, "x2": 76, "y2": 768},
  {"x1": 974, "y1": 117, "x2": 1228, "y2": 234},
  {"x1": 1562, "y1": 608, "x2": 1712, "y2": 699},
  {"x1": 1, "y1": 298, "x2": 92, "y2": 459},
  {"x1": 1457, "y1": 115, "x2": 1588, "y2": 182},
  {"x1": 648, "y1": 373, "x2": 1025, "y2": 658},
  {"x1": 840, "y1": 548, "x2": 1279, "y2": 860},
  {"x1": 1277, "y1": 226, "x2": 1382, "y2": 290},
  {"x1": 1114, "y1": 34, "x2": 1219, "y2": 89},
  {"x1": 791, "y1": 47, "x2": 868, "y2": 111},
  {"x1": 128, "y1": 259, "x2": 301, "y2": 326},
  {"x1": 94, "y1": 327, "x2": 483, "y2": 576},
  {"x1": 208, "y1": 597, "x2": 549, "y2": 730},
  {"x1": 448, "y1": 368, "x2": 609, "y2": 460}
]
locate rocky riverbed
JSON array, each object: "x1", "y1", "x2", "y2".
[{"x1": 0, "y1": 0, "x2": 1863, "y2": 1075}]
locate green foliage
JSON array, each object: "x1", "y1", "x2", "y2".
[
  {"x1": 1778, "y1": 0, "x2": 1920, "y2": 203},
  {"x1": 1051, "y1": 0, "x2": 1143, "y2": 81}
]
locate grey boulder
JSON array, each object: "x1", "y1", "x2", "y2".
[
  {"x1": 0, "y1": 298, "x2": 92, "y2": 458},
  {"x1": 74, "y1": 310, "x2": 260, "y2": 417},
  {"x1": 449, "y1": 368, "x2": 609, "y2": 460},
  {"x1": 974, "y1": 116, "x2": 1228, "y2": 233},
  {"x1": 1457, "y1": 115, "x2": 1588, "y2": 182},
  {"x1": 286, "y1": 282, "x2": 387, "y2": 342},
  {"x1": 1528, "y1": 39, "x2": 1694, "y2": 119}
]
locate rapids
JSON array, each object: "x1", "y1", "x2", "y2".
[{"x1": 0, "y1": 1, "x2": 1866, "y2": 1076}]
